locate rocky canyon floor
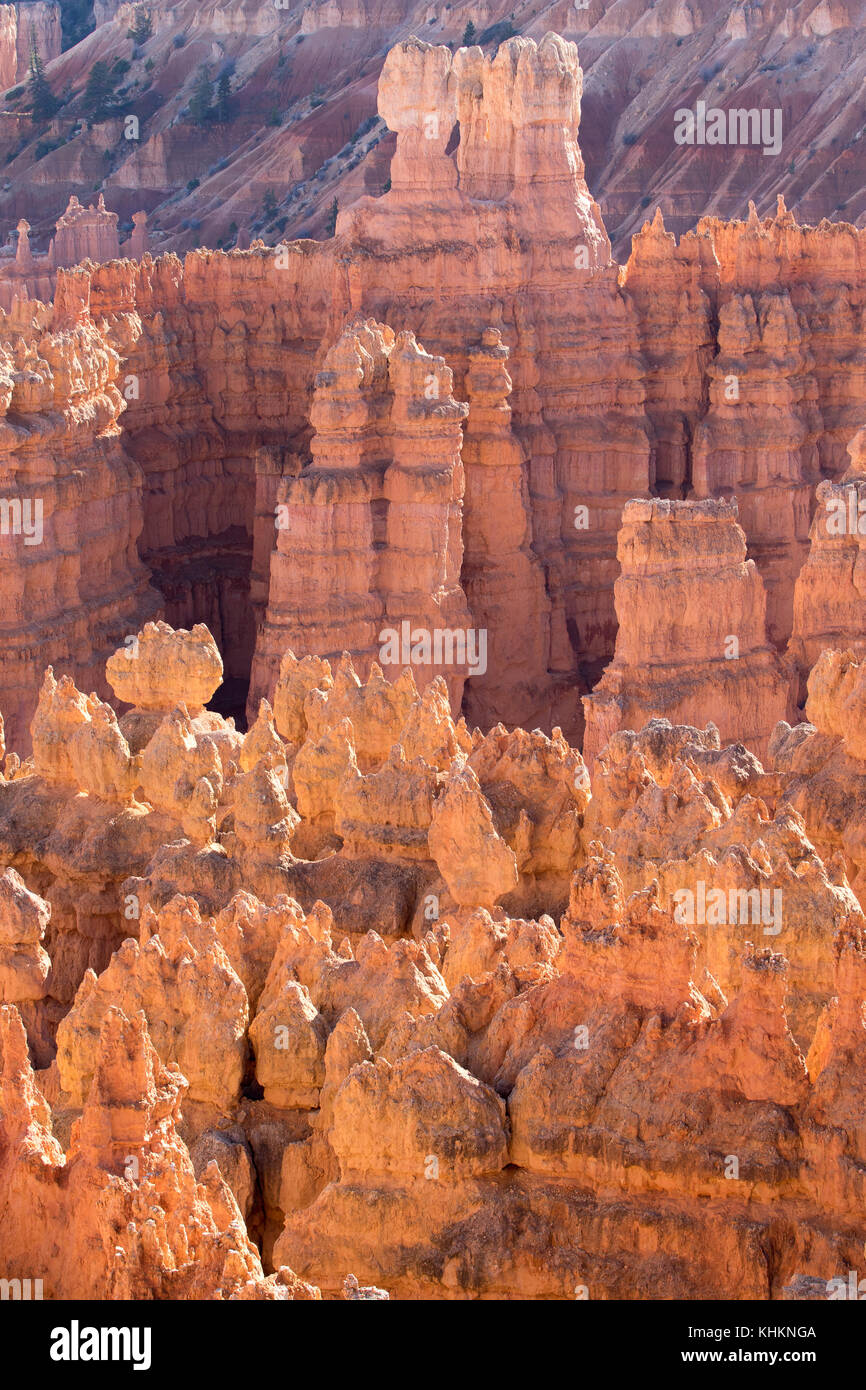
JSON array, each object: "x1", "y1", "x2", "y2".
[{"x1": 1, "y1": 6, "x2": 866, "y2": 1323}]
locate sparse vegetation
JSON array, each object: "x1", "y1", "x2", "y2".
[
  {"x1": 60, "y1": 0, "x2": 95, "y2": 52},
  {"x1": 462, "y1": 20, "x2": 477, "y2": 45},
  {"x1": 34, "y1": 136, "x2": 64, "y2": 161},
  {"x1": 127, "y1": 6, "x2": 153, "y2": 45},
  {"x1": 82, "y1": 60, "x2": 119, "y2": 123},
  {"x1": 477, "y1": 19, "x2": 517, "y2": 48},
  {"x1": 188, "y1": 67, "x2": 214, "y2": 126},
  {"x1": 217, "y1": 70, "x2": 235, "y2": 123},
  {"x1": 27, "y1": 35, "x2": 59, "y2": 124},
  {"x1": 324, "y1": 197, "x2": 338, "y2": 236},
  {"x1": 353, "y1": 114, "x2": 378, "y2": 141}
]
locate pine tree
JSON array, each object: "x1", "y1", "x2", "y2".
[
  {"x1": 127, "y1": 7, "x2": 153, "y2": 45},
  {"x1": 217, "y1": 71, "x2": 232, "y2": 123},
  {"x1": 60, "y1": 0, "x2": 96, "y2": 52},
  {"x1": 324, "y1": 197, "x2": 338, "y2": 237},
  {"x1": 188, "y1": 67, "x2": 213, "y2": 126},
  {"x1": 462, "y1": 20, "x2": 477, "y2": 45},
  {"x1": 27, "y1": 33, "x2": 59, "y2": 124},
  {"x1": 82, "y1": 59, "x2": 116, "y2": 123}
]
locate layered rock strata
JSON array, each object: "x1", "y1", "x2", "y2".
[
  {"x1": 250, "y1": 318, "x2": 472, "y2": 712},
  {"x1": 0, "y1": 37, "x2": 863, "y2": 750},
  {"x1": 0, "y1": 272, "x2": 160, "y2": 753},
  {"x1": 770, "y1": 648, "x2": 866, "y2": 904},
  {"x1": 582, "y1": 498, "x2": 794, "y2": 766},
  {"x1": 788, "y1": 425, "x2": 866, "y2": 701}
]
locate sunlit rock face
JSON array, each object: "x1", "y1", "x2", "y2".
[
  {"x1": 0, "y1": 624, "x2": 864, "y2": 1299},
  {"x1": 582, "y1": 498, "x2": 795, "y2": 767},
  {"x1": 788, "y1": 427, "x2": 866, "y2": 703}
]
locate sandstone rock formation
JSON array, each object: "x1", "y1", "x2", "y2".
[
  {"x1": 0, "y1": 1001, "x2": 319, "y2": 1299},
  {"x1": 0, "y1": 272, "x2": 160, "y2": 753},
  {"x1": 1, "y1": 622, "x2": 864, "y2": 1300},
  {"x1": 1, "y1": 0, "x2": 863, "y2": 271},
  {"x1": 105, "y1": 618, "x2": 229, "y2": 754},
  {"x1": 0, "y1": 21, "x2": 866, "y2": 1308},
  {"x1": 770, "y1": 648, "x2": 866, "y2": 905},
  {"x1": 0, "y1": 33, "x2": 862, "y2": 764},
  {"x1": 0, "y1": 195, "x2": 148, "y2": 314},
  {"x1": 459, "y1": 327, "x2": 554, "y2": 731},
  {"x1": 583, "y1": 717, "x2": 861, "y2": 1048},
  {"x1": 0, "y1": 2, "x2": 60, "y2": 90},
  {"x1": 582, "y1": 499, "x2": 794, "y2": 765},
  {"x1": 788, "y1": 425, "x2": 866, "y2": 701},
  {"x1": 250, "y1": 318, "x2": 473, "y2": 713}
]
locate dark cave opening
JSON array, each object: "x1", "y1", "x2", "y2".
[{"x1": 143, "y1": 523, "x2": 254, "y2": 732}]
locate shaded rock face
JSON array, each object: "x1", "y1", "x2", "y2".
[{"x1": 1, "y1": 626, "x2": 866, "y2": 1299}]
